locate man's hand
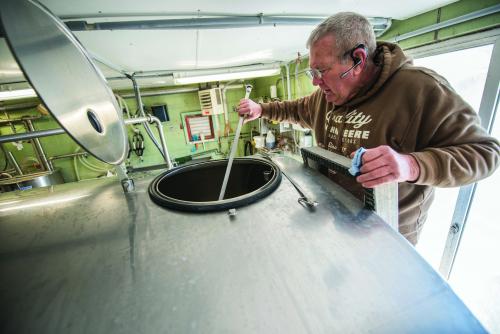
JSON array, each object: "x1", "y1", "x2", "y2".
[
  {"x1": 238, "y1": 98, "x2": 262, "y2": 122},
  {"x1": 352, "y1": 145, "x2": 420, "y2": 188}
]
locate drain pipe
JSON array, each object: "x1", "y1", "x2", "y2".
[{"x1": 127, "y1": 74, "x2": 168, "y2": 161}]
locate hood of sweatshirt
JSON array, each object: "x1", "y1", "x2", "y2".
[{"x1": 344, "y1": 42, "x2": 413, "y2": 107}]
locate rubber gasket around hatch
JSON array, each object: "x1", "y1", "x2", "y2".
[{"x1": 148, "y1": 158, "x2": 282, "y2": 212}]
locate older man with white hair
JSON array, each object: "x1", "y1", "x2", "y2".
[{"x1": 238, "y1": 12, "x2": 500, "y2": 245}]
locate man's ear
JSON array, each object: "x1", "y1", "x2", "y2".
[{"x1": 351, "y1": 45, "x2": 367, "y2": 75}]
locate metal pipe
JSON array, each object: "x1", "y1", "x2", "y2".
[
  {"x1": 67, "y1": 16, "x2": 325, "y2": 31},
  {"x1": 0, "y1": 102, "x2": 38, "y2": 111},
  {"x1": 65, "y1": 15, "x2": 391, "y2": 36},
  {"x1": 127, "y1": 74, "x2": 167, "y2": 161},
  {"x1": 88, "y1": 50, "x2": 128, "y2": 76},
  {"x1": 391, "y1": 4, "x2": 500, "y2": 43},
  {"x1": 6, "y1": 151, "x2": 22, "y2": 175},
  {"x1": 0, "y1": 128, "x2": 65, "y2": 144},
  {"x1": 48, "y1": 152, "x2": 87, "y2": 170},
  {"x1": 124, "y1": 116, "x2": 172, "y2": 169},
  {"x1": 149, "y1": 116, "x2": 172, "y2": 169},
  {"x1": 119, "y1": 87, "x2": 198, "y2": 98},
  {"x1": 0, "y1": 116, "x2": 40, "y2": 124},
  {"x1": 285, "y1": 63, "x2": 292, "y2": 100},
  {"x1": 24, "y1": 119, "x2": 52, "y2": 172},
  {"x1": 124, "y1": 117, "x2": 149, "y2": 125}
]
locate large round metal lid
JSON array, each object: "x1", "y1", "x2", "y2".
[{"x1": 0, "y1": 0, "x2": 128, "y2": 164}]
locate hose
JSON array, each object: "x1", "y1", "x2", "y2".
[
  {"x1": 115, "y1": 93, "x2": 131, "y2": 119},
  {"x1": 73, "y1": 154, "x2": 80, "y2": 181},
  {"x1": 73, "y1": 147, "x2": 110, "y2": 180}
]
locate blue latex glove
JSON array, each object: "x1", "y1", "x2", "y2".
[{"x1": 349, "y1": 147, "x2": 367, "y2": 176}]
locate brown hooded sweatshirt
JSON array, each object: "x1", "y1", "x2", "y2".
[{"x1": 260, "y1": 42, "x2": 500, "y2": 244}]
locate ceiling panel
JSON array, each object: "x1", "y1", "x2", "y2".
[
  {"x1": 0, "y1": 0, "x2": 460, "y2": 88},
  {"x1": 39, "y1": 0, "x2": 458, "y2": 21}
]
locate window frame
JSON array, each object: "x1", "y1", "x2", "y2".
[{"x1": 407, "y1": 29, "x2": 500, "y2": 279}]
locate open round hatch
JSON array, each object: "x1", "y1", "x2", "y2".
[{"x1": 149, "y1": 158, "x2": 281, "y2": 212}]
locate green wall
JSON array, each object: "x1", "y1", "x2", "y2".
[
  {"x1": 379, "y1": 0, "x2": 500, "y2": 49},
  {"x1": 0, "y1": 83, "x2": 257, "y2": 183}
]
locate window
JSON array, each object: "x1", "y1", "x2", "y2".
[
  {"x1": 413, "y1": 41, "x2": 499, "y2": 332},
  {"x1": 414, "y1": 44, "x2": 494, "y2": 267}
]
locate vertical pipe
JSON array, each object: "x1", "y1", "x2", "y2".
[
  {"x1": 24, "y1": 119, "x2": 52, "y2": 172},
  {"x1": 127, "y1": 74, "x2": 167, "y2": 161},
  {"x1": 7, "y1": 151, "x2": 23, "y2": 175},
  {"x1": 285, "y1": 63, "x2": 292, "y2": 100},
  {"x1": 280, "y1": 72, "x2": 286, "y2": 101},
  {"x1": 149, "y1": 116, "x2": 172, "y2": 169}
]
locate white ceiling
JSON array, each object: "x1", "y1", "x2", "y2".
[{"x1": 0, "y1": 0, "x2": 458, "y2": 90}]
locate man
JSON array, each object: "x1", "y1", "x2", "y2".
[{"x1": 238, "y1": 12, "x2": 500, "y2": 245}]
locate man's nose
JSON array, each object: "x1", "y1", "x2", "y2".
[{"x1": 312, "y1": 76, "x2": 322, "y2": 86}]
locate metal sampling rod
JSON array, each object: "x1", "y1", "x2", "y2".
[{"x1": 218, "y1": 84, "x2": 252, "y2": 200}]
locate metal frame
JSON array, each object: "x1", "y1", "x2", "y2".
[
  {"x1": 438, "y1": 36, "x2": 500, "y2": 279},
  {"x1": 389, "y1": 4, "x2": 500, "y2": 43}
]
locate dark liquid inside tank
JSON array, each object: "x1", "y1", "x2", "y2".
[{"x1": 149, "y1": 158, "x2": 281, "y2": 212}]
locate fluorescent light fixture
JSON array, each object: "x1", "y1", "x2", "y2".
[
  {"x1": 0, "y1": 88, "x2": 37, "y2": 101},
  {"x1": 174, "y1": 67, "x2": 281, "y2": 85}
]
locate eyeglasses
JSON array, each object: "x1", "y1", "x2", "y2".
[{"x1": 305, "y1": 66, "x2": 333, "y2": 80}]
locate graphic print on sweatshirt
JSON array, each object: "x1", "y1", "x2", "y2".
[{"x1": 325, "y1": 108, "x2": 372, "y2": 154}]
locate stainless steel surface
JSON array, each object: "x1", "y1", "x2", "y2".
[
  {"x1": 0, "y1": 169, "x2": 64, "y2": 192},
  {"x1": 25, "y1": 118, "x2": 51, "y2": 172},
  {"x1": 261, "y1": 152, "x2": 317, "y2": 208},
  {"x1": 282, "y1": 168, "x2": 318, "y2": 208},
  {"x1": 0, "y1": 128, "x2": 65, "y2": 144},
  {"x1": 0, "y1": 156, "x2": 485, "y2": 333},
  {"x1": 0, "y1": 0, "x2": 128, "y2": 164}
]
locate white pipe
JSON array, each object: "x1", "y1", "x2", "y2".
[{"x1": 285, "y1": 63, "x2": 292, "y2": 100}]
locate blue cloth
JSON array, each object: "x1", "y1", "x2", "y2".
[{"x1": 348, "y1": 147, "x2": 367, "y2": 176}]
